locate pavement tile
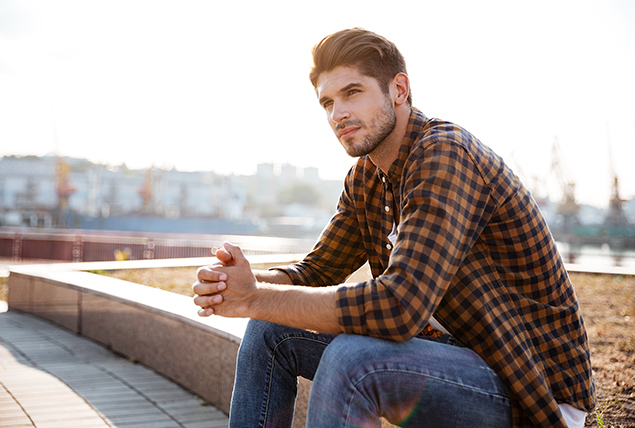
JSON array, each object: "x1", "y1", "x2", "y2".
[{"x1": 0, "y1": 309, "x2": 228, "y2": 428}]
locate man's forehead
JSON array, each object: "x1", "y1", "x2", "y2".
[{"x1": 315, "y1": 66, "x2": 375, "y2": 98}]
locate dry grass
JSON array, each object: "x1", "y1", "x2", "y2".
[
  {"x1": 92, "y1": 266, "x2": 202, "y2": 296},
  {"x1": 90, "y1": 262, "x2": 288, "y2": 297},
  {"x1": 572, "y1": 273, "x2": 635, "y2": 428},
  {"x1": 2, "y1": 266, "x2": 633, "y2": 426},
  {"x1": 0, "y1": 277, "x2": 7, "y2": 302}
]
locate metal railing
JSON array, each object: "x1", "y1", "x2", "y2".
[
  {"x1": 0, "y1": 227, "x2": 316, "y2": 263},
  {"x1": 5, "y1": 227, "x2": 634, "y2": 269}
]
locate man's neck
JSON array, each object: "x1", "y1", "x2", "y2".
[{"x1": 368, "y1": 105, "x2": 412, "y2": 175}]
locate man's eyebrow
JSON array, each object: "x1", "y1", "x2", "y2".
[
  {"x1": 340, "y1": 82, "x2": 363, "y2": 93},
  {"x1": 318, "y1": 82, "x2": 364, "y2": 106}
]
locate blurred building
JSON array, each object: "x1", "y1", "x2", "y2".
[{"x1": 0, "y1": 156, "x2": 343, "y2": 238}]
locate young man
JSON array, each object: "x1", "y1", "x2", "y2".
[{"x1": 193, "y1": 28, "x2": 595, "y2": 427}]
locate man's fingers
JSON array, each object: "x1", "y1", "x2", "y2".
[
  {"x1": 223, "y1": 241, "x2": 247, "y2": 265},
  {"x1": 198, "y1": 307, "x2": 214, "y2": 317},
  {"x1": 192, "y1": 279, "x2": 227, "y2": 295},
  {"x1": 193, "y1": 293, "x2": 224, "y2": 308},
  {"x1": 213, "y1": 245, "x2": 235, "y2": 266},
  {"x1": 197, "y1": 265, "x2": 228, "y2": 282},
  {"x1": 193, "y1": 242, "x2": 247, "y2": 318}
]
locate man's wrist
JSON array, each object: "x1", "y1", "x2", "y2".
[{"x1": 254, "y1": 269, "x2": 293, "y2": 285}]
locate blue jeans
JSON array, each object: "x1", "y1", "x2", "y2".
[{"x1": 229, "y1": 320, "x2": 512, "y2": 428}]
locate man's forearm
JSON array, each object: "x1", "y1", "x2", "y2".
[
  {"x1": 252, "y1": 268, "x2": 341, "y2": 334},
  {"x1": 249, "y1": 282, "x2": 342, "y2": 334},
  {"x1": 253, "y1": 269, "x2": 294, "y2": 285}
]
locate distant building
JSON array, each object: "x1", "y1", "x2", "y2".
[
  {"x1": 0, "y1": 157, "x2": 343, "y2": 237},
  {"x1": 0, "y1": 156, "x2": 248, "y2": 227}
]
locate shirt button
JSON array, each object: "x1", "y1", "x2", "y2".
[
  {"x1": 385, "y1": 206, "x2": 390, "y2": 212},
  {"x1": 386, "y1": 243, "x2": 392, "y2": 250}
]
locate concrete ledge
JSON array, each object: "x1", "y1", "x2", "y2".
[
  {"x1": 565, "y1": 262, "x2": 635, "y2": 276},
  {"x1": 7, "y1": 255, "x2": 312, "y2": 427}
]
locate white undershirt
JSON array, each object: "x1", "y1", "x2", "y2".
[
  {"x1": 559, "y1": 404, "x2": 586, "y2": 428},
  {"x1": 387, "y1": 224, "x2": 586, "y2": 427}
]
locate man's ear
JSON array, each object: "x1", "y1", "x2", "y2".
[{"x1": 392, "y1": 73, "x2": 410, "y2": 106}]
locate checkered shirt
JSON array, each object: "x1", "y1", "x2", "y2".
[{"x1": 277, "y1": 108, "x2": 595, "y2": 427}]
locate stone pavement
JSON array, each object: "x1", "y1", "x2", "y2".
[{"x1": 0, "y1": 303, "x2": 229, "y2": 428}]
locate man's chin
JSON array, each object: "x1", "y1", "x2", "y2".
[
  {"x1": 344, "y1": 147, "x2": 367, "y2": 158},
  {"x1": 343, "y1": 142, "x2": 377, "y2": 158}
]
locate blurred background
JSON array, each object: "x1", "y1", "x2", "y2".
[{"x1": 1, "y1": 0, "x2": 634, "y2": 267}]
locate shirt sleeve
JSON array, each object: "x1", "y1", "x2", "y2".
[
  {"x1": 273, "y1": 165, "x2": 368, "y2": 287},
  {"x1": 336, "y1": 140, "x2": 494, "y2": 341}
]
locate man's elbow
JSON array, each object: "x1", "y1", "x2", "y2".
[{"x1": 369, "y1": 318, "x2": 423, "y2": 342}]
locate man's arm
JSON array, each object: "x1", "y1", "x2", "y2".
[
  {"x1": 253, "y1": 268, "x2": 294, "y2": 284},
  {"x1": 193, "y1": 242, "x2": 342, "y2": 334}
]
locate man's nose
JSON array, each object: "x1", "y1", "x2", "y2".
[{"x1": 330, "y1": 101, "x2": 350, "y2": 125}]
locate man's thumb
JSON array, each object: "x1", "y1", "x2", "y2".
[{"x1": 223, "y1": 241, "x2": 246, "y2": 264}]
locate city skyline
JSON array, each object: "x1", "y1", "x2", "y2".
[{"x1": 1, "y1": 0, "x2": 634, "y2": 208}]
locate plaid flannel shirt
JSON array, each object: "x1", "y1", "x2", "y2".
[{"x1": 277, "y1": 108, "x2": 595, "y2": 427}]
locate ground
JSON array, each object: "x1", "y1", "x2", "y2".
[
  {"x1": 2, "y1": 267, "x2": 634, "y2": 427},
  {"x1": 573, "y1": 273, "x2": 635, "y2": 428}
]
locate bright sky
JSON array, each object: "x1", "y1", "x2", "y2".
[{"x1": 1, "y1": 0, "x2": 634, "y2": 208}]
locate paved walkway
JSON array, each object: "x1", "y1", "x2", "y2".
[{"x1": 0, "y1": 303, "x2": 229, "y2": 428}]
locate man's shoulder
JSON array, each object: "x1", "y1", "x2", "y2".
[
  {"x1": 415, "y1": 116, "x2": 478, "y2": 151},
  {"x1": 408, "y1": 112, "x2": 511, "y2": 188},
  {"x1": 409, "y1": 111, "x2": 501, "y2": 161}
]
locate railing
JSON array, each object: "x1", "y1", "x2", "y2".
[
  {"x1": 0, "y1": 227, "x2": 316, "y2": 263},
  {"x1": 556, "y1": 241, "x2": 635, "y2": 269},
  {"x1": 5, "y1": 226, "x2": 634, "y2": 269}
]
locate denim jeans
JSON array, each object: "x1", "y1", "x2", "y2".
[{"x1": 229, "y1": 319, "x2": 512, "y2": 428}]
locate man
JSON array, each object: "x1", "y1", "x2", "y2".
[{"x1": 193, "y1": 28, "x2": 595, "y2": 427}]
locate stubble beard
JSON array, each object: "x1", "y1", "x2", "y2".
[{"x1": 339, "y1": 97, "x2": 397, "y2": 158}]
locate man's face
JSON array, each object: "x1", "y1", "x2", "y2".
[{"x1": 316, "y1": 66, "x2": 396, "y2": 158}]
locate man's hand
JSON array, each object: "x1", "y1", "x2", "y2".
[
  {"x1": 193, "y1": 242, "x2": 341, "y2": 334},
  {"x1": 193, "y1": 242, "x2": 256, "y2": 318}
]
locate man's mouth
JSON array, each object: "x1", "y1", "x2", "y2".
[
  {"x1": 336, "y1": 120, "x2": 362, "y2": 139},
  {"x1": 338, "y1": 127, "x2": 359, "y2": 139}
]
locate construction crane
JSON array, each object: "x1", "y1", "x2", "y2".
[
  {"x1": 605, "y1": 126, "x2": 628, "y2": 228},
  {"x1": 52, "y1": 108, "x2": 76, "y2": 213},
  {"x1": 550, "y1": 137, "x2": 579, "y2": 233},
  {"x1": 510, "y1": 150, "x2": 548, "y2": 208},
  {"x1": 138, "y1": 168, "x2": 154, "y2": 214},
  {"x1": 55, "y1": 158, "x2": 76, "y2": 210}
]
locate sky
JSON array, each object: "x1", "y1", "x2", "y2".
[{"x1": 1, "y1": 0, "x2": 634, "y2": 208}]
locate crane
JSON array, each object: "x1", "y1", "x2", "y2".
[
  {"x1": 605, "y1": 125, "x2": 628, "y2": 228},
  {"x1": 550, "y1": 137, "x2": 579, "y2": 233},
  {"x1": 138, "y1": 168, "x2": 154, "y2": 214}
]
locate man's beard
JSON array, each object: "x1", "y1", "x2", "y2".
[{"x1": 338, "y1": 97, "x2": 397, "y2": 158}]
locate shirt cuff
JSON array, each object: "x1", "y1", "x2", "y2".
[{"x1": 335, "y1": 282, "x2": 368, "y2": 335}]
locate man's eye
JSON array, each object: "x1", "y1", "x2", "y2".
[
  {"x1": 322, "y1": 100, "x2": 333, "y2": 109},
  {"x1": 347, "y1": 89, "x2": 360, "y2": 96}
]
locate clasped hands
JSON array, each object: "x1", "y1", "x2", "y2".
[{"x1": 192, "y1": 241, "x2": 256, "y2": 318}]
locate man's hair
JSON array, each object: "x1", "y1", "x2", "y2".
[{"x1": 309, "y1": 28, "x2": 412, "y2": 105}]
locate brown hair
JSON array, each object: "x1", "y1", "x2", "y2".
[{"x1": 309, "y1": 28, "x2": 412, "y2": 105}]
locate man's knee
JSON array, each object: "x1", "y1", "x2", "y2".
[
  {"x1": 243, "y1": 318, "x2": 275, "y2": 340},
  {"x1": 240, "y1": 319, "x2": 287, "y2": 353},
  {"x1": 240, "y1": 319, "x2": 329, "y2": 361},
  {"x1": 237, "y1": 320, "x2": 283, "y2": 366},
  {"x1": 316, "y1": 334, "x2": 377, "y2": 379}
]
